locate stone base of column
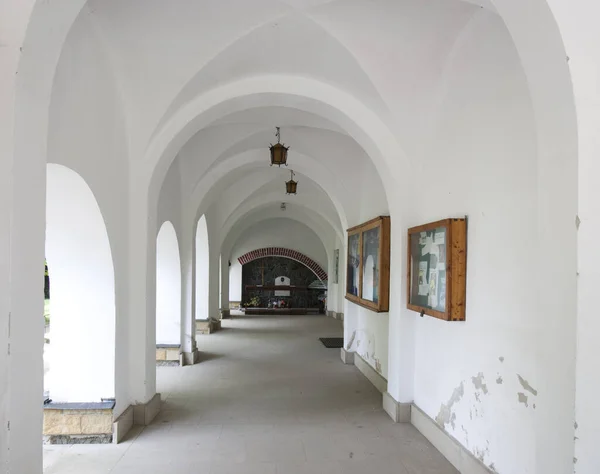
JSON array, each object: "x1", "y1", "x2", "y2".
[
  {"x1": 133, "y1": 393, "x2": 161, "y2": 426},
  {"x1": 340, "y1": 348, "x2": 355, "y2": 365},
  {"x1": 181, "y1": 348, "x2": 201, "y2": 366},
  {"x1": 382, "y1": 391, "x2": 412, "y2": 423},
  {"x1": 221, "y1": 309, "x2": 231, "y2": 319},
  {"x1": 113, "y1": 393, "x2": 161, "y2": 444}
]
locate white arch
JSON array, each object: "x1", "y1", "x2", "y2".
[
  {"x1": 195, "y1": 215, "x2": 210, "y2": 321},
  {"x1": 156, "y1": 221, "x2": 181, "y2": 345},
  {"x1": 45, "y1": 164, "x2": 116, "y2": 402},
  {"x1": 188, "y1": 148, "x2": 350, "y2": 231}
]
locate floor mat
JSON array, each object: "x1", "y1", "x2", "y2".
[{"x1": 319, "y1": 337, "x2": 344, "y2": 348}]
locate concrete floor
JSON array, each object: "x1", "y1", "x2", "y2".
[{"x1": 44, "y1": 314, "x2": 458, "y2": 474}]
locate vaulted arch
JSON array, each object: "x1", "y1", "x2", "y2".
[{"x1": 238, "y1": 247, "x2": 327, "y2": 282}]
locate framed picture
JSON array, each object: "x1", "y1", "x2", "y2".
[
  {"x1": 407, "y1": 218, "x2": 467, "y2": 321},
  {"x1": 345, "y1": 216, "x2": 390, "y2": 312}
]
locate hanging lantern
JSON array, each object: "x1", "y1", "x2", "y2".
[
  {"x1": 269, "y1": 126, "x2": 289, "y2": 166},
  {"x1": 285, "y1": 170, "x2": 298, "y2": 195}
]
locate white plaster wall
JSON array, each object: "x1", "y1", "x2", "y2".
[
  {"x1": 409, "y1": 14, "x2": 541, "y2": 473},
  {"x1": 156, "y1": 222, "x2": 181, "y2": 345},
  {"x1": 231, "y1": 218, "x2": 328, "y2": 267},
  {"x1": 45, "y1": 164, "x2": 116, "y2": 402}
]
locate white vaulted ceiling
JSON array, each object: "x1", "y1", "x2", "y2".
[{"x1": 50, "y1": 0, "x2": 507, "y2": 250}]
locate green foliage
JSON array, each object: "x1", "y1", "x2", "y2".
[
  {"x1": 243, "y1": 296, "x2": 261, "y2": 308},
  {"x1": 44, "y1": 299, "x2": 50, "y2": 325}
]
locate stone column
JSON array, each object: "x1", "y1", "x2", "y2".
[
  {"x1": 180, "y1": 223, "x2": 199, "y2": 365},
  {"x1": 220, "y1": 254, "x2": 231, "y2": 318},
  {"x1": 127, "y1": 187, "x2": 158, "y2": 406}
]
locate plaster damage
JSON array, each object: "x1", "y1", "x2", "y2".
[
  {"x1": 471, "y1": 372, "x2": 489, "y2": 394},
  {"x1": 346, "y1": 330, "x2": 356, "y2": 351},
  {"x1": 517, "y1": 374, "x2": 538, "y2": 396},
  {"x1": 435, "y1": 382, "x2": 465, "y2": 430},
  {"x1": 496, "y1": 376, "x2": 503, "y2": 384},
  {"x1": 518, "y1": 392, "x2": 529, "y2": 407}
]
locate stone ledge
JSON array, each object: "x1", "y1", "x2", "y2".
[{"x1": 44, "y1": 401, "x2": 115, "y2": 410}]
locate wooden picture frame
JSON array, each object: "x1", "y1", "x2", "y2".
[
  {"x1": 345, "y1": 216, "x2": 390, "y2": 312},
  {"x1": 406, "y1": 218, "x2": 467, "y2": 321}
]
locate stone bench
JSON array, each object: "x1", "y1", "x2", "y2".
[
  {"x1": 43, "y1": 401, "x2": 115, "y2": 444},
  {"x1": 156, "y1": 344, "x2": 181, "y2": 365}
]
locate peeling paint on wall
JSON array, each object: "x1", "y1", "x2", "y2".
[
  {"x1": 496, "y1": 376, "x2": 503, "y2": 384},
  {"x1": 461, "y1": 425, "x2": 469, "y2": 447},
  {"x1": 435, "y1": 382, "x2": 465, "y2": 430},
  {"x1": 517, "y1": 374, "x2": 538, "y2": 395},
  {"x1": 374, "y1": 358, "x2": 382, "y2": 374},
  {"x1": 471, "y1": 372, "x2": 489, "y2": 394},
  {"x1": 499, "y1": 356, "x2": 505, "y2": 363},
  {"x1": 346, "y1": 330, "x2": 356, "y2": 350},
  {"x1": 517, "y1": 392, "x2": 528, "y2": 407},
  {"x1": 473, "y1": 441, "x2": 491, "y2": 464}
]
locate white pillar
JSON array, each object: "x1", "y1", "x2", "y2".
[
  {"x1": 208, "y1": 250, "x2": 220, "y2": 320},
  {"x1": 546, "y1": 3, "x2": 600, "y2": 472},
  {"x1": 385, "y1": 210, "x2": 415, "y2": 405},
  {"x1": 1, "y1": 3, "x2": 46, "y2": 471},
  {"x1": 180, "y1": 222, "x2": 196, "y2": 359},
  {"x1": 127, "y1": 189, "x2": 156, "y2": 404},
  {"x1": 220, "y1": 254, "x2": 230, "y2": 312}
]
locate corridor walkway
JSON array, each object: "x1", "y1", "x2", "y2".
[{"x1": 43, "y1": 315, "x2": 457, "y2": 474}]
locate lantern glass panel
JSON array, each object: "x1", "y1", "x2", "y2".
[
  {"x1": 270, "y1": 144, "x2": 288, "y2": 166},
  {"x1": 286, "y1": 180, "x2": 297, "y2": 194}
]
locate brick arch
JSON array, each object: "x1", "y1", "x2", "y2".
[{"x1": 238, "y1": 248, "x2": 327, "y2": 282}]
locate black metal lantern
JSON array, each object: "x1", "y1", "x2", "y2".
[
  {"x1": 285, "y1": 170, "x2": 298, "y2": 195},
  {"x1": 269, "y1": 127, "x2": 289, "y2": 166}
]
